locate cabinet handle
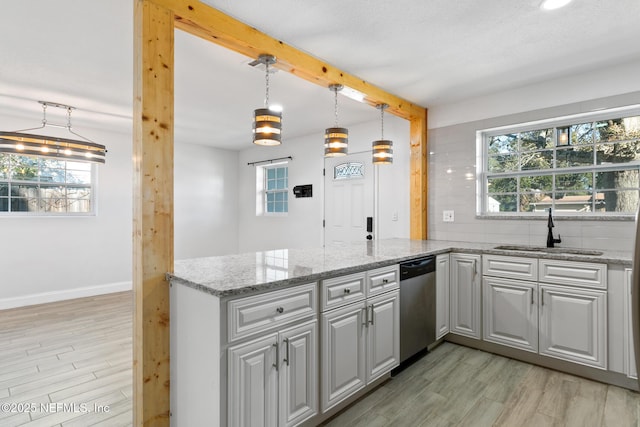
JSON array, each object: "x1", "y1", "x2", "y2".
[
  {"x1": 362, "y1": 307, "x2": 368, "y2": 326},
  {"x1": 272, "y1": 343, "x2": 279, "y2": 371},
  {"x1": 344, "y1": 288, "x2": 351, "y2": 295},
  {"x1": 531, "y1": 289, "x2": 534, "y2": 305},
  {"x1": 276, "y1": 307, "x2": 284, "y2": 314},
  {"x1": 369, "y1": 304, "x2": 374, "y2": 325},
  {"x1": 382, "y1": 278, "x2": 389, "y2": 284},
  {"x1": 283, "y1": 338, "x2": 290, "y2": 366},
  {"x1": 541, "y1": 289, "x2": 544, "y2": 306}
]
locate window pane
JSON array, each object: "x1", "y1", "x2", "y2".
[
  {"x1": 487, "y1": 194, "x2": 517, "y2": 212},
  {"x1": 488, "y1": 177, "x2": 516, "y2": 193},
  {"x1": 0, "y1": 197, "x2": 7, "y2": 212},
  {"x1": 570, "y1": 122, "x2": 594, "y2": 145},
  {"x1": 10, "y1": 156, "x2": 39, "y2": 181},
  {"x1": 267, "y1": 168, "x2": 276, "y2": 179},
  {"x1": 594, "y1": 117, "x2": 640, "y2": 142},
  {"x1": 521, "y1": 175, "x2": 552, "y2": 192},
  {"x1": 276, "y1": 178, "x2": 285, "y2": 190},
  {"x1": 598, "y1": 190, "x2": 639, "y2": 213},
  {"x1": 554, "y1": 191, "x2": 594, "y2": 213},
  {"x1": 488, "y1": 134, "x2": 517, "y2": 155},
  {"x1": 66, "y1": 169, "x2": 92, "y2": 184},
  {"x1": 556, "y1": 146, "x2": 593, "y2": 168},
  {"x1": 276, "y1": 167, "x2": 285, "y2": 179},
  {"x1": 555, "y1": 173, "x2": 592, "y2": 191},
  {"x1": 521, "y1": 150, "x2": 553, "y2": 171},
  {"x1": 596, "y1": 142, "x2": 640, "y2": 165},
  {"x1": 520, "y1": 129, "x2": 553, "y2": 151},
  {"x1": 596, "y1": 170, "x2": 640, "y2": 190},
  {"x1": 488, "y1": 154, "x2": 518, "y2": 173},
  {"x1": 521, "y1": 192, "x2": 550, "y2": 212}
]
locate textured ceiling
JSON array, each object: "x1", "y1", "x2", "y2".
[{"x1": 1, "y1": 0, "x2": 639, "y2": 150}]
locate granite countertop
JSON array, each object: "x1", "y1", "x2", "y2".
[{"x1": 169, "y1": 239, "x2": 633, "y2": 298}]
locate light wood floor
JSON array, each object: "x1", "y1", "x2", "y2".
[
  {"x1": 3, "y1": 292, "x2": 640, "y2": 427},
  {"x1": 0, "y1": 292, "x2": 132, "y2": 426},
  {"x1": 324, "y1": 342, "x2": 640, "y2": 427}
]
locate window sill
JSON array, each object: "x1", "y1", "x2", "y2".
[{"x1": 476, "y1": 213, "x2": 634, "y2": 221}]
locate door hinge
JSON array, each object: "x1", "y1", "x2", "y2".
[{"x1": 322, "y1": 168, "x2": 325, "y2": 176}]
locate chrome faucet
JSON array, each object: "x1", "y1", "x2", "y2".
[{"x1": 546, "y1": 208, "x2": 562, "y2": 248}]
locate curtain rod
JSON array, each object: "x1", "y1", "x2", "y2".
[{"x1": 247, "y1": 156, "x2": 292, "y2": 166}]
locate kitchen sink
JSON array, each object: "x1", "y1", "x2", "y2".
[{"x1": 493, "y1": 245, "x2": 603, "y2": 256}]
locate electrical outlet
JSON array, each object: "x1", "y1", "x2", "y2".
[{"x1": 443, "y1": 210, "x2": 455, "y2": 222}]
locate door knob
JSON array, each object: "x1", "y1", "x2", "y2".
[{"x1": 366, "y1": 234, "x2": 373, "y2": 240}]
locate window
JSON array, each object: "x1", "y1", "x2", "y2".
[
  {"x1": 479, "y1": 108, "x2": 640, "y2": 216},
  {"x1": 262, "y1": 164, "x2": 288, "y2": 214},
  {"x1": 0, "y1": 154, "x2": 95, "y2": 214}
]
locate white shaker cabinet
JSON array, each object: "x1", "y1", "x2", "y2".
[
  {"x1": 483, "y1": 276, "x2": 538, "y2": 353},
  {"x1": 538, "y1": 284, "x2": 607, "y2": 369},
  {"x1": 450, "y1": 253, "x2": 482, "y2": 339},
  {"x1": 435, "y1": 254, "x2": 450, "y2": 340},
  {"x1": 320, "y1": 265, "x2": 399, "y2": 413},
  {"x1": 321, "y1": 300, "x2": 367, "y2": 412},
  {"x1": 228, "y1": 333, "x2": 279, "y2": 427},
  {"x1": 228, "y1": 320, "x2": 318, "y2": 427},
  {"x1": 366, "y1": 291, "x2": 400, "y2": 383}
]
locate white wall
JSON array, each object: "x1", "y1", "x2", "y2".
[
  {"x1": 428, "y1": 88, "x2": 640, "y2": 252},
  {"x1": 0, "y1": 114, "x2": 133, "y2": 309},
  {"x1": 174, "y1": 143, "x2": 239, "y2": 259},
  {"x1": 237, "y1": 115, "x2": 410, "y2": 252}
]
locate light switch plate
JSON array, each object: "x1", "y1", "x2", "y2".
[{"x1": 443, "y1": 210, "x2": 455, "y2": 222}]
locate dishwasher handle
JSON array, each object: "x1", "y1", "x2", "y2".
[{"x1": 400, "y1": 256, "x2": 436, "y2": 280}]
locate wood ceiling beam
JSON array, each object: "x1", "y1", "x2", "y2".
[{"x1": 150, "y1": 0, "x2": 425, "y2": 121}]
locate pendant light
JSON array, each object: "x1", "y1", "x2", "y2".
[
  {"x1": 372, "y1": 103, "x2": 393, "y2": 164},
  {"x1": 0, "y1": 101, "x2": 106, "y2": 163},
  {"x1": 324, "y1": 84, "x2": 348, "y2": 157},
  {"x1": 251, "y1": 54, "x2": 282, "y2": 146}
]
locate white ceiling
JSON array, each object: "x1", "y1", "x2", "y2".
[{"x1": 1, "y1": 0, "x2": 639, "y2": 150}]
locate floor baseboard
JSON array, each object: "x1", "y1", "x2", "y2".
[{"x1": 0, "y1": 281, "x2": 132, "y2": 310}]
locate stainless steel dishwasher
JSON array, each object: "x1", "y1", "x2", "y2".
[{"x1": 398, "y1": 256, "x2": 436, "y2": 364}]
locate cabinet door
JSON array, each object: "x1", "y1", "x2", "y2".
[
  {"x1": 321, "y1": 301, "x2": 366, "y2": 412},
  {"x1": 228, "y1": 334, "x2": 279, "y2": 427},
  {"x1": 539, "y1": 284, "x2": 607, "y2": 369},
  {"x1": 278, "y1": 321, "x2": 318, "y2": 427},
  {"x1": 366, "y1": 291, "x2": 400, "y2": 383},
  {"x1": 625, "y1": 269, "x2": 637, "y2": 379},
  {"x1": 450, "y1": 253, "x2": 482, "y2": 339},
  {"x1": 436, "y1": 254, "x2": 450, "y2": 340},
  {"x1": 483, "y1": 277, "x2": 538, "y2": 353}
]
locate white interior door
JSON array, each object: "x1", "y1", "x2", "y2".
[{"x1": 324, "y1": 152, "x2": 375, "y2": 245}]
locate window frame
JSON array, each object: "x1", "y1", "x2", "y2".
[
  {"x1": 0, "y1": 153, "x2": 97, "y2": 216},
  {"x1": 259, "y1": 162, "x2": 289, "y2": 216},
  {"x1": 476, "y1": 105, "x2": 640, "y2": 218}
]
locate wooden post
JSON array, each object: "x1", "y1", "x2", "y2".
[
  {"x1": 410, "y1": 109, "x2": 429, "y2": 239},
  {"x1": 133, "y1": 0, "x2": 174, "y2": 425}
]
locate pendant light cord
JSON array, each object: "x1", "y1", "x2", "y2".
[
  {"x1": 380, "y1": 105, "x2": 385, "y2": 139},
  {"x1": 264, "y1": 61, "x2": 270, "y2": 108},
  {"x1": 334, "y1": 87, "x2": 339, "y2": 127}
]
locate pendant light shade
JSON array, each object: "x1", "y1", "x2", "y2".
[
  {"x1": 251, "y1": 54, "x2": 282, "y2": 146},
  {"x1": 324, "y1": 84, "x2": 348, "y2": 157},
  {"x1": 372, "y1": 104, "x2": 393, "y2": 164},
  {"x1": 0, "y1": 101, "x2": 106, "y2": 163}
]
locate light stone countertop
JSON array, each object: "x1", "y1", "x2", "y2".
[{"x1": 170, "y1": 239, "x2": 633, "y2": 298}]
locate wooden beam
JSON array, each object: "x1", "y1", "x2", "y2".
[
  {"x1": 150, "y1": 0, "x2": 424, "y2": 121},
  {"x1": 133, "y1": 1, "x2": 174, "y2": 425},
  {"x1": 410, "y1": 110, "x2": 429, "y2": 239}
]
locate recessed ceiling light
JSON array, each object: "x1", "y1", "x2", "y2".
[{"x1": 541, "y1": 0, "x2": 573, "y2": 10}]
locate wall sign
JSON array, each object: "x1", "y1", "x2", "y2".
[{"x1": 334, "y1": 162, "x2": 364, "y2": 180}]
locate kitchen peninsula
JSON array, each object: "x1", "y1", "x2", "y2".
[{"x1": 169, "y1": 239, "x2": 634, "y2": 427}]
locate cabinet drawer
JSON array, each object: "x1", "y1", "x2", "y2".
[
  {"x1": 483, "y1": 255, "x2": 538, "y2": 281},
  {"x1": 367, "y1": 265, "x2": 399, "y2": 297},
  {"x1": 539, "y1": 259, "x2": 607, "y2": 289},
  {"x1": 321, "y1": 272, "x2": 366, "y2": 312},
  {"x1": 228, "y1": 282, "x2": 317, "y2": 342}
]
